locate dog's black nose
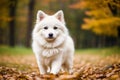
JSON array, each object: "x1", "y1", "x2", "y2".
[{"x1": 49, "y1": 33, "x2": 53, "y2": 38}]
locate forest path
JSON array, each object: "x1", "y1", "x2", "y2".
[{"x1": 0, "y1": 53, "x2": 120, "y2": 80}]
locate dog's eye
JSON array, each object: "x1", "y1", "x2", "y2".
[
  {"x1": 44, "y1": 26, "x2": 48, "y2": 30},
  {"x1": 53, "y1": 26, "x2": 58, "y2": 30}
]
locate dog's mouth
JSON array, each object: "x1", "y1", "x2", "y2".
[{"x1": 46, "y1": 37, "x2": 56, "y2": 42}]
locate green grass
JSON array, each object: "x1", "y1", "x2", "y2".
[
  {"x1": 0, "y1": 46, "x2": 33, "y2": 55},
  {"x1": 0, "y1": 46, "x2": 120, "y2": 56},
  {"x1": 76, "y1": 46, "x2": 120, "y2": 56}
]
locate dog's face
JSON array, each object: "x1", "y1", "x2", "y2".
[
  {"x1": 40, "y1": 24, "x2": 60, "y2": 42},
  {"x1": 34, "y1": 10, "x2": 68, "y2": 43}
]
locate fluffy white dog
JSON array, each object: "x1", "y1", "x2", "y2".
[{"x1": 32, "y1": 10, "x2": 74, "y2": 74}]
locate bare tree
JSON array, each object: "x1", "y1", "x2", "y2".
[
  {"x1": 9, "y1": 0, "x2": 17, "y2": 47},
  {"x1": 26, "y1": 0, "x2": 35, "y2": 47}
]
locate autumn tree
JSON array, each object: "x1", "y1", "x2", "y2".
[
  {"x1": 0, "y1": 0, "x2": 10, "y2": 44},
  {"x1": 9, "y1": 0, "x2": 17, "y2": 47},
  {"x1": 70, "y1": 0, "x2": 120, "y2": 37}
]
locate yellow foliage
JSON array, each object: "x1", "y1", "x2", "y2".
[
  {"x1": 82, "y1": 17, "x2": 120, "y2": 36},
  {"x1": 85, "y1": 10, "x2": 112, "y2": 19},
  {"x1": 39, "y1": 0, "x2": 56, "y2": 5},
  {"x1": 70, "y1": 0, "x2": 120, "y2": 37},
  {"x1": 69, "y1": 1, "x2": 87, "y2": 9}
]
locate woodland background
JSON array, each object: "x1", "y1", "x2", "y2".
[
  {"x1": 0, "y1": 0, "x2": 120, "y2": 49},
  {"x1": 0, "y1": 0, "x2": 120, "y2": 79}
]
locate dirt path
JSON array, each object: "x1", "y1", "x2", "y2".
[{"x1": 0, "y1": 54, "x2": 120, "y2": 80}]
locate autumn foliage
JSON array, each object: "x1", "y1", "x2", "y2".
[
  {"x1": 70, "y1": 0, "x2": 120, "y2": 37},
  {"x1": 0, "y1": 0, "x2": 120, "y2": 48},
  {"x1": 0, "y1": 52, "x2": 120, "y2": 80}
]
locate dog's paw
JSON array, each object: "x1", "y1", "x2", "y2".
[{"x1": 68, "y1": 69, "x2": 73, "y2": 74}]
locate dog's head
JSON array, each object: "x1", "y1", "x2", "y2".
[{"x1": 34, "y1": 10, "x2": 68, "y2": 42}]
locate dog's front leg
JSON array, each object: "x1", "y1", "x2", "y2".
[
  {"x1": 39, "y1": 63, "x2": 47, "y2": 74},
  {"x1": 50, "y1": 57, "x2": 62, "y2": 74},
  {"x1": 35, "y1": 54, "x2": 47, "y2": 74}
]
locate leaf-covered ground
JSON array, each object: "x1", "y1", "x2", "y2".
[{"x1": 0, "y1": 47, "x2": 120, "y2": 80}]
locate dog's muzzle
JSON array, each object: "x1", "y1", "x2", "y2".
[{"x1": 46, "y1": 33, "x2": 55, "y2": 42}]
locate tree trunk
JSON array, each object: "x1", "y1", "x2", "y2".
[
  {"x1": 107, "y1": 0, "x2": 119, "y2": 47},
  {"x1": 26, "y1": 0, "x2": 35, "y2": 47},
  {"x1": 9, "y1": 0, "x2": 17, "y2": 47}
]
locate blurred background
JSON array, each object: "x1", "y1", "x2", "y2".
[
  {"x1": 0, "y1": 1, "x2": 120, "y2": 79},
  {"x1": 0, "y1": 0, "x2": 120, "y2": 49}
]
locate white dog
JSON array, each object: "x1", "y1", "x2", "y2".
[{"x1": 32, "y1": 10, "x2": 74, "y2": 74}]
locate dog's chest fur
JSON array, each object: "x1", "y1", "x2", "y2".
[
  {"x1": 41, "y1": 48, "x2": 63, "y2": 58},
  {"x1": 41, "y1": 48, "x2": 63, "y2": 66}
]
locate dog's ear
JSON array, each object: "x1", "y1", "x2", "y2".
[
  {"x1": 54, "y1": 10, "x2": 65, "y2": 24},
  {"x1": 36, "y1": 10, "x2": 47, "y2": 23}
]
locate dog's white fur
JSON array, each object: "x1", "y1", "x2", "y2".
[{"x1": 32, "y1": 10, "x2": 74, "y2": 74}]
